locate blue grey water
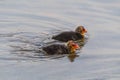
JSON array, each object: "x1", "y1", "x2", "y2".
[{"x1": 0, "y1": 0, "x2": 120, "y2": 80}]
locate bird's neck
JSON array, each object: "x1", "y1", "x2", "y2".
[
  {"x1": 68, "y1": 47, "x2": 76, "y2": 54},
  {"x1": 81, "y1": 33, "x2": 85, "y2": 37}
]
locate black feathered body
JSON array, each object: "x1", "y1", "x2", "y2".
[
  {"x1": 52, "y1": 31, "x2": 83, "y2": 42},
  {"x1": 42, "y1": 44, "x2": 70, "y2": 55}
]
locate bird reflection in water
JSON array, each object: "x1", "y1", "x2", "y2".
[{"x1": 68, "y1": 53, "x2": 79, "y2": 62}]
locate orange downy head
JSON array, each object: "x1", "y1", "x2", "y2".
[
  {"x1": 67, "y1": 40, "x2": 80, "y2": 53},
  {"x1": 75, "y1": 26, "x2": 87, "y2": 35}
]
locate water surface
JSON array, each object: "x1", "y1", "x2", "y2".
[{"x1": 0, "y1": 0, "x2": 120, "y2": 80}]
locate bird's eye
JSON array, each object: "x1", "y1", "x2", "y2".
[
  {"x1": 72, "y1": 44, "x2": 76, "y2": 46},
  {"x1": 83, "y1": 28, "x2": 85, "y2": 31}
]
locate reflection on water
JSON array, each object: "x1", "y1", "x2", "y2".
[{"x1": 68, "y1": 53, "x2": 79, "y2": 62}]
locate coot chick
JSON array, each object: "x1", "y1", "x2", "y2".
[
  {"x1": 42, "y1": 40, "x2": 80, "y2": 55},
  {"x1": 52, "y1": 26, "x2": 87, "y2": 42}
]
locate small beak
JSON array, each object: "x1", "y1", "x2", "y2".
[
  {"x1": 74, "y1": 44, "x2": 80, "y2": 49},
  {"x1": 81, "y1": 28, "x2": 87, "y2": 35},
  {"x1": 83, "y1": 28, "x2": 87, "y2": 33}
]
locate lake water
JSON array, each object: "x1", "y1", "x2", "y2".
[{"x1": 0, "y1": 0, "x2": 120, "y2": 80}]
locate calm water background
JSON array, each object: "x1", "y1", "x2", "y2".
[{"x1": 0, "y1": 0, "x2": 120, "y2": 80}]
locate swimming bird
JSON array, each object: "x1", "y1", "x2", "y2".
[
  {"x1": 52, "y1": 26, "x2": 87, "y2": 42},
  {"x1": 42, "y1": 40, "x2": 80, "y2": 55}
]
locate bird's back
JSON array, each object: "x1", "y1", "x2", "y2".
[
  {"x1": 42, "y1": 44, "x2": 70, "y2": 55},
  {"x1": 52, "y1": 31, "x2": 83, "y2": 42}
]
